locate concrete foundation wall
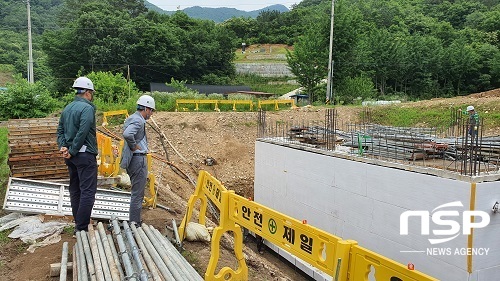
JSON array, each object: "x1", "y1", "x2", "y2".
[{"x1": 254, "y1": 141, "x2": 500, "y2": 281}]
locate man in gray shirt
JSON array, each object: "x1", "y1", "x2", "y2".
[{"x1": 121, "y1": 95, "x2": 155, "y2": 225}]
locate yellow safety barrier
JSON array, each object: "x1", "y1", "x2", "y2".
[
  {"x1": 347, "y1": 243, "x2": 438, "y2": 281},
  {"x1": 97, "y1": 132, "x2": 121, "y2": 177},
  {"x1": 175, "y1": 99, "x2": 253, "y2": 112},
  {"x1": 102, "y1": 109, "x2": 129, "y2": 126},
  {"x1": 179, "y1": 171, "x2": 438, "y2": 281},
  {"x1": 257, "y1": 99, "x2": 296, "y2": 110},
  {"x1": 228, "y1": 194, "x2": 340, "y2": 276},
  {"x1": 143, "y1": 153, "x2": 157, "y2": 208},
  {"x1": 178, "y1": 171, "x2": 247, "y2": 281}
]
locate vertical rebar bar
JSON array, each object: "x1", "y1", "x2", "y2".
[{"x1": 258, "y1": 109, "x2": 266, "y2": 138}]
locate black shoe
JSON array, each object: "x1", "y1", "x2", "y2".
[{"x1": 131, "y1": 221, "x2": 142, "y2": 227}]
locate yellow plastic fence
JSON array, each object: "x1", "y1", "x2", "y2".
[
  {"x1": 346, "y1": 243, "x2": 436, "y2": 281},
  {"x1": 96, "y1": 132, "x2": 121, "y2": 177},
  {"x1": 179, "y1": 170, "x2": 438, "y2": 281},
  {"x1": 178, "y1": 171, "x2": 248, "y2": 281},
  {"x1": 257, "y1": 99, "x2": 296, "y2": 110},
  {"x1": 143, "y1": 153, "x2": 157, "y2": 208},
  {"x1": 175, "y1": 99, "x2": 254, "y2": 112},
  {"x1": 102, "y1": 109, "x2": 129, "y2": 126},
  {"x1": 228, "y1": 194, "x2": 340, "y2": 276}
]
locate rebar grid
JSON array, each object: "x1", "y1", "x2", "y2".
[{"x1": 257, "y1": 108, "x2": 500, "y2": 177}]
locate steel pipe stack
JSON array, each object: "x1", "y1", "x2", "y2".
[{"x1": 67, "y1": 218, "x2": 202, "y2": 281}]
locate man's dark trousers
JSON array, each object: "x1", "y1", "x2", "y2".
[{"x1": 65, "y1": 152, "x2": 97, "y2": 231}]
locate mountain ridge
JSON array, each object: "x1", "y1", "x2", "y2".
[{"x1": 144, "y1": 2, "x2": 290, "y2": 22}]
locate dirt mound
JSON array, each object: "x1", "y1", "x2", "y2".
[{"x1": 469, "y1": 88, "x2": 500, "y2": 98}]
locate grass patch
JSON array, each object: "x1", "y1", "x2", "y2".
[
  {"x1": 0, "y1": 229, "x2": 12, "y2": 248},
  {"x1": 369, "y1": 106, "x2": 456, "y2": 128},
  {"x1": 181, "y1": 249, "x2": 202, "y2": 273},
  {"x1": 63, "y1": 225, "x2": 75, "y2": 236},
  {"x1": 15, "y1": 243, "x2": 27, "y2": 253},
  {"x1": 235, "y1": 74, "x2": 297, "y2": 96},
  {"x1": 243, "y1": 122, "x2": 256, "y2": 127},
  {"x1": 367, "y1": 101, "x2": 500, "y2": 130},
  {"x1": 0, "y1": 127, "x2": 9, "y2": 207}
]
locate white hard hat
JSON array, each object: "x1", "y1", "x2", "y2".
[
  {"x1": 137, "y1": 95, "x2": 155, "y2": 110},
  {"x1": 72, "y1": 77, "x2": 94, "y2": 91},
  {"x1": 466, "y1": 105, "x2": 474, "y2": 111}
]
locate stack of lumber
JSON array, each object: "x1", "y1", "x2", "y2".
[{"x1": 8, "y1": 118, "x2": 67, "y2": 179}]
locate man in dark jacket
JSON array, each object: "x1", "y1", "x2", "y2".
[
  {"x1": 57, "y1": 77, "x2": 98, "y2": 232},
  {"x1": 121, "y1": 94, "x2": 155, "y2": 225}
]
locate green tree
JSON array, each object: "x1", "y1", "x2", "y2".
[
  {"x1": 86, "y1": 71, "x2": 139, "y2": 103},
  {"x1": 441, "y1": 38, "x2": 480, "y2": 95},
  {"x1": 286, "y1": 26, "x2": 328, "y2": 102},
  {"x1": 405, "y1": 35, "x2": 443, "y2": 98},
  {"x1": 335, "y1": 76, "x2": 375, "y2": 104},
  {"x1": 221, "y1": 17, "x2": 257, "y2": 44},
  {"x1": 0, "y1": 75, "x2": 60, "y2": 120}
]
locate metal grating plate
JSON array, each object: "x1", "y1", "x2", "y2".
[{"x1": 3, "y1": 177, "x2": 131, "y2": 220}]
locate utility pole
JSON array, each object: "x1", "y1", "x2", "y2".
[
  {"x1": 127, "y1": 65, "x2": 131, "y2": 98},
  {"x1": 326, "y1": 0, "x2": 335, "y2": 103},
  {"x1": 27, "y1": 0, "x2": 34, "y2": 84}
]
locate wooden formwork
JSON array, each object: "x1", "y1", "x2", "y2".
[{"x1": 7, "y1": 117, "x2": 68, "y2": 180}]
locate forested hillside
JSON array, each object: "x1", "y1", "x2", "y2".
[
  {"x1": 279, "y1": 0, "x2": 500, "y2": 101},
  {"x1": 0, "y1": 0, "x2": 498, "y2": 102},
  {"x1": 156, "y1": 5, "x2": 290, "y2": 23}
]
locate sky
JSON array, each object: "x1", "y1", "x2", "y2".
[{"x1": 146, "y1": 0, "x2": 298, "y2": 12}]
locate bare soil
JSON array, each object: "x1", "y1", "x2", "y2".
[{"x1": 1, "y1": 89, "x2": 499, "y2": 281}]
